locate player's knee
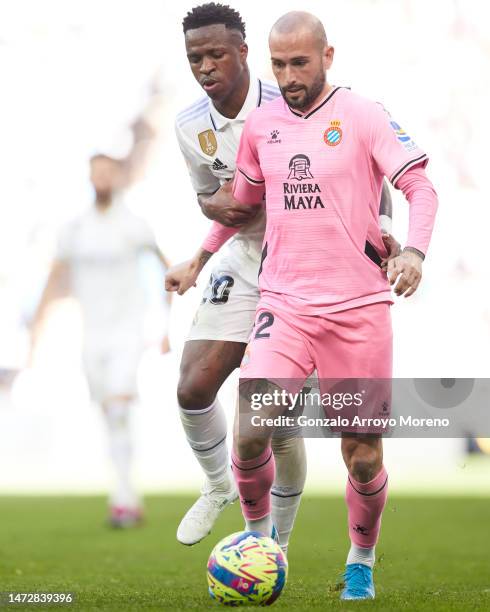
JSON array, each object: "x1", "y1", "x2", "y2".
[
  {"x1": 234, "y1": 436, "x2": 269, "y2": 461},
  {"x1": 347, "y1": 449, "x2": 382, "y2": 483},
  {"x1": 271, "y1": 433, "x2": 303, "y2": 457},
  {"x1": 177, "y1": 377, "x2": 215, "y2": 411}
]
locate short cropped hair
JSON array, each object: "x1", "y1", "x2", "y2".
[{"x1": 182, "y1": 3, "x2": 246, "y2": 38}]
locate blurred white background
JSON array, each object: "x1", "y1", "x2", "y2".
[{"x1": 0, "y1": 0, "x2": 489, "y2": 495}]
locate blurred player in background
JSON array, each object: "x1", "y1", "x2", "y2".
[
  {"x1": 30, "y1": 153, "x2": 171, "y2": 527},
  {"x1": 168, "y1": 3, "x2": 399, "y2": 552}
]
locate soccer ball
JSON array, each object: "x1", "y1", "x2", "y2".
[{"x1": 207, "y1": 531, "x2": 288, "y2": 606}]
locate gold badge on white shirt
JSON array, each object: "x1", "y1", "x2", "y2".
[{"x1": 198, "y1": 129, "x2": 218, "y2": 156}]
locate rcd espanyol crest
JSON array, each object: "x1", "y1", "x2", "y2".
[{"x1": 324, "y1": 120, "x2": 342, "y2": 146}]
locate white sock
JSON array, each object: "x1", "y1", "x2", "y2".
[
  {"x1": 271, "y1": 435, "x2": 307, "y2": 553},
  {"x1": 246, "y1": 514, "x2": 273, "y2": 537},
  {"x1": 179, "y1": 399, "x2": 230, "y2": 488},
  {"x1": 347, "y1": 544, "x2": 376, "y2": 569},
  {"x1": 104, "y1": 401, "x2": 137, "y2": 508}
]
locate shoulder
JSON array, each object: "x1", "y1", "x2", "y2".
[
  {"x1": 60, "y1": 211, "x2": 87, "y2": 234},
  {"x1": 250, "y1": 96, "x2": 283, "y2": 133},
  {"x1": 338, "y1": 87, "x2": 386, "y2": 118},
  {"x1": 175, "y1": 95, "x2": 210, "y2": 135},
  {"x1": 120, "y1": 206, "x2": 155, "y2": 242},
  {"x1": 250, "y1": 95, "x2": 283, "y2": 121},
  {"x1": 56, "y1": 212, "x2": 87, "y2": 253},
  {"x1": 242, "y1": 97, "x2": 282, "y2": 146},
  {"x1": 259, "y1": 78, "x2": 281, "y2": 105},
  {"x1": 120, "y1": 204, "x2": 149, "y2": 228}
]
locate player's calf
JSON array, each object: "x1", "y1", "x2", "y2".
[
  {"x1": 176, "y1": 340, "x2": 244, "y2": 545},
  {"x1": 233, "y1": 378, "x2": 297, "y2": 539},
  {"x1": 340, "y1": 435, "x2": 387, "y2": 598},
  {"x1": 270, "y1": 433, "x2": 306, "y2": 554},
  {"x1": 231, "y1": 444, "x2": 275, "y2": 537},
  {"x1": 102, "y1": 397, "x2": 141, "y2": 521}
]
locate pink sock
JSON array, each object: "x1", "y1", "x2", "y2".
[
  {"x1": 346, "y1": 465, "x2": 388, "y2": 548},
  {"x1": 231, "y1": 446, "x2": 275, "y2": 521}
]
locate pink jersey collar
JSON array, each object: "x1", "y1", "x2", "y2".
[{"x1": 286, "y1": 85, "x2": 342, "y2": 120}]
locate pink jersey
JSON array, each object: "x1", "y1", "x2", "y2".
[{"x1": 228, "y1": 86, "x2": 433, "y2": 314}]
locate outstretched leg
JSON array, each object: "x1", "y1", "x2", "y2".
[{"x1": 176, "y1": 339, "x2": 244, "y2": 545}]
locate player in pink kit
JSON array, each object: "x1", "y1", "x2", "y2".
[{"x1": 168, "y1": 11, "x2": 438, "y2": 600}]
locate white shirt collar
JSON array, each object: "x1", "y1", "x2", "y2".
[
  {"x1": 209, "y1": 76, "x2": 260, "y2": 130},
  {"x1": 92, "y1": 193, "x2": 124, "y2": 218}
]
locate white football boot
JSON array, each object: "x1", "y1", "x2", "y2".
[{"x1": 177, "y1": 471, "x2": 238, "y2": 545}]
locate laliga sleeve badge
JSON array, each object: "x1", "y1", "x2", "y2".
[
  {"x1": 390, "y1": 120, "x2": 418, "y2": 152},
  {"x1": 324, "y1": 120, "x2": 342, "y2": 146}
]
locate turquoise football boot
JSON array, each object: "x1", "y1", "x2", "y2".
[{"x1": 340, "y1": 563, "x2": 375, "y2": 600}]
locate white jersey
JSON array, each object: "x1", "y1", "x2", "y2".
[
  {"x1": 175, "y1": 76, "x2": 280, "y2": 281},
  {"x1": 57, "y1": 199, "x2": 157, "y2": 342}
]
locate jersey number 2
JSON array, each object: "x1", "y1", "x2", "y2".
[{"x1": 254, "y1": 311, "x2": 274, "y2": 339}]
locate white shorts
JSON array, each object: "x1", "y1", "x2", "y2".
[
  {"x1": 187, "y1": 255, "x2": 260, "y2": 344},
  {"x1": 82, "y1": 336, "x2": 144, "y2": 403}
]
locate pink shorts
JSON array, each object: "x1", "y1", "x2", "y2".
[{"x1": 240, "y1": 300, "x2": 392, "y2": 393}]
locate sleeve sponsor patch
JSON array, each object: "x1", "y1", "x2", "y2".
[{"x1": 390, "y1": 120, "x2": 418, "y2": 153}]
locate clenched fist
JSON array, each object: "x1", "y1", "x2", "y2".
[
  {"x1": 165, "y1": 249, "x2": 212, "y2": 296},
  {"x1": 165, "y1": 259, "x2": 200, "y2": 296}
]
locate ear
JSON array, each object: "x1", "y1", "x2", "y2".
[
  {"x1": 324, "y1": 45, "x2": 334, "y2": 70},
  {"x1": 240, "y1": 42, "x2": 249, "y2": 63}
]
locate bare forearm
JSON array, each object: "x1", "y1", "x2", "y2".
[
  {"x1": 197, "y1": 192, "x2": 216, "y2": 220},
  {"x1": 198, "y1": 185, "x2": 259, "y2": 227},
  {"x1": 379, "y1": 180, "x2": 393, "y2": 218},
  {"x1": 31, "y1": 261, "x2": 69, "y2": 335},
  {"x1": 31, "y1": 280, "x2": 61, "y2": 340},
  {"x1": 379, "y1": 180, "x2": 393, "y2": 233},
  {"x1": 194, "y1": 247, "x2": 214, "y2": 272}
]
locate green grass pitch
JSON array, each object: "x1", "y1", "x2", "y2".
[{"x1": 0, "y1": 495, "x2": 489, "y2": 611}]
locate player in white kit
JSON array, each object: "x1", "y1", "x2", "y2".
[
  {"x1": 170, "y1": 4, "x2": 399, "y2": 551},
  {"x1": 31, "y1": 154, "x2": 171, "y2": 527}
]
